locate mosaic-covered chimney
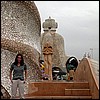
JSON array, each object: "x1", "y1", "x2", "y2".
[{"x1": 41, "y1": 17, "x2": 67, "y2": 70}]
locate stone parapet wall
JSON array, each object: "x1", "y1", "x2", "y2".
[{"x1": 74, "y1": 58, "x2": 99, "y2": 99}]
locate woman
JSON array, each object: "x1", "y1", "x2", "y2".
[{"x1": 10, "y1": 53, "x2": 27, "y2": 99}]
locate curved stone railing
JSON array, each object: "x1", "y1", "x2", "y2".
[
  {"x1": 1, "y1": 38, "x2": 40, "y2": 65},
  {"x1": 74, "y1": 57, "x2": 99, "y2": 99}
]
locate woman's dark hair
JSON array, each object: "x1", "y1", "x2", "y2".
[{"x1": 14, "y1": 53, "x2": 24, "y2": 66}]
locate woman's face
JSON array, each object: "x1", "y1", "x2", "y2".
[{"x1": 17, "y1": 55, "x2": 22, "y2": 63}]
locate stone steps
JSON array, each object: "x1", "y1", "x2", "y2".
[
  {"x1": 15, "y1": 81, "x2": 92, "y2": 99},
  {"x1": 22, "y1": 81, "x2": 92, "y2": 99},
  {"x1": 64, "y1": 81, "x2": 91, "y2": 99},
  {"x1": 65, "y1": 89, "x2": 91, "y2": 96},
  {"x1": 24, "y1": 96, "x2": 92, "y2": 99},
  {"x1": 27, "y1": 81, "x2": 90, "y2": 96}
]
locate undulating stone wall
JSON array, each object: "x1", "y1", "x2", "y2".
[
  {"x1": 1, "y1": 1, "x2": 41, "y2": 96},
  {"x1": 1, "y1": 1, "x2": 41, "y2": 52}
]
